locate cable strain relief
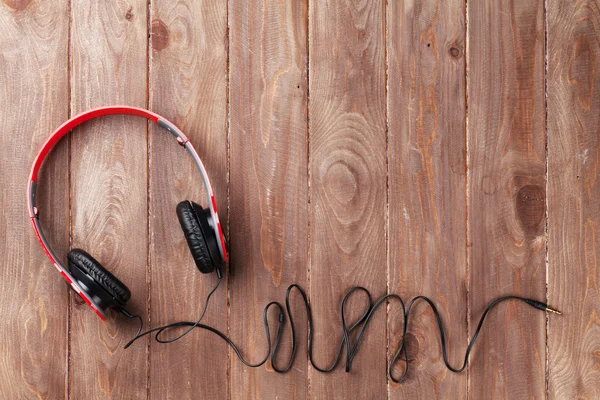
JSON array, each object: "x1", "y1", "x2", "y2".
[{"x1": 523, "y1": 299, "x2": 546, "y2": 311}]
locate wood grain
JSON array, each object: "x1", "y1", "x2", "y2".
[
  {"x1": 69, "y1": 0, "x2": 149, "y2": 398},
  {"x1": 3, "y1": 1, "x2": 600, "y2": 398},
  {"x1": 228, "y1": 0, "x2": 308, "y2": 398},
  {"x1": 387, "y1": 0, "x2": 467, "y2": 397},
  {"x1": 309, "y1": 0, "x2": 387, "y2": 397},
  {"x1": 548, "y1": 1, "x2": 600, "y2": 398},
  {"x1": 0, "y1": 1, "x2": 69, "y2": 398},
  {"x1": 467, "y1": 1, "x2": 547, "y2": 398},
  {"x1": 148, "y1": 0, "x2": 228, "y2": 398}
]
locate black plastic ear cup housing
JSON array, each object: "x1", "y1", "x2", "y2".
[
  {"x1": 176, "y1": 200, "x2": 223, "y2": 274},
  {"x1": 68, "y1": 249, "x2": 131, "y2": 311}
]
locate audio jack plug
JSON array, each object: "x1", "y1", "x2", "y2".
[{"x1": 523, "y1": 299, "x2": 562, "y2": 315}]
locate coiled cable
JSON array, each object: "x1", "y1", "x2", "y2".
[{"x1": 124, "y1": 282, "x2": 560, "y2": 382}]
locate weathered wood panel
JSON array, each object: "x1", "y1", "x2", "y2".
[
  {"x1": 548, "y1": 1, "x2": 600, "y2": 398},
  {"x1": 3, "y1": 0, "x2": 600, "y2": 398},
  {"x1": 148, "y1": 0, "x2": 228, "y2": 398},
  {"x1": 0, "y1": 1, "x2": 69, "y2": 398},
  {"x1": 387, "y1": 0, "x2": 467, "y2": 397},
  {"x1": 229, "y1": 0, "x2": 308, "y2": 398},
  {"x1": 69, "y1": 1, "x2": 149, "y2": 398},
  {"x1": 467, "y1": 1, "x2": 546, "y2": 398},
  {"x1": 309, "y1": 0, "x2": 387, "y2": 397}
]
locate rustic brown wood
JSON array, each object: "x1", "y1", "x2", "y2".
[
  {"x1": 0, "y1": 2, "x2": 70, "y2": 399},
  {"x1": 308, "y1": 0, "x2": 387, "y2": 397},
  {"x1": 547, "y1": 1, "x2": 600, "y2": 398},
  {"x1": 387, "y1": 0, "x2": 467, "y2": 397},
  {"x1": 69, "y1": 1, "x2": 149, "y2": 398},
  {"x1": 4, "y1": 1, "x2": 600, "y2": 398},
  {"x1": 467, "y1": 0, "x2": 547, "y2": 398},
  {"x1": 148, "y1": 0, "x2": 228, "y2": 398},
  {"x1": 228, "y1": 0, "x2": 308, "y2": 398}
]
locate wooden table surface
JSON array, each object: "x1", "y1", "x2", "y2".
[{"x1": 1, "y1": 0, "x2": 598, "y2": 399}]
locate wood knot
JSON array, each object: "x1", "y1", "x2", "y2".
[
  {"x1": 404, "y1": 332, "x2": 419, "y2": 361},
  {"x1": 324, "y1": 160, "x2": 358, "y2": 205},
  {"x1": 3, "y1": 0, "x2": 31, "y2": 11},
  {"x1": 516, "y1": 185, "x2": 545, "y2": 234},
  {"x1": 73, "y1": 294, "x2": 85, "y2": 306},
  {"x1": 151, "y1": 19, "x2": 169, "y2": 51},
  {"x1": 449, "y1": 47, "x2": 460, "y2": 58},
  {"x1": 125, "y1": 7, "x2": 134, "y2": 21}
]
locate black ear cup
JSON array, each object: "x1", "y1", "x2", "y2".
[
  {"x1": 176, "y1": 200, "x2": 223, "y2": 274},
  {"x1": 68, "y1": 249, "x2": 131, "y2": 310}
]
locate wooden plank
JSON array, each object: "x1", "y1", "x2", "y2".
[
  {"x1": 148, "y1": 0, "x2": 228, "y2": 398},
  {"x1": 69, "y1": 1, "x2": 148, "y2": 398},
  {"x1": 547, "y1": 1, "x2": 600, "y2": 398},
  {"x1": 0, "y1": 1, "x2": 69, "y2": 398},
  {"x1": 467, "y1": 0, "x2": 546, "y2": 398},
  {"x1": 387, "y1": 0, "x2": 467, "y2": 397},
  {"x1": 308, "y1": 0, "x2": 387, "y2": 397},
  {"x1": 228, "y1": 0, "x2": 308, "y2": 398}
]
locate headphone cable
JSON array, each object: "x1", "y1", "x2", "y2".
[
  {"x1": 123, "y1": 283, "x2": 560, "y2": 382},
  {"x1": 123, "y1": 276, "x2": 222, "y2": 348}
]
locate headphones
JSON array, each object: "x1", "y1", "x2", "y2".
[
  {"x1": 28, "y1": 106, "x2": 227, "y2": 321},
  {"x1": 29, "y1": 106, "x2": 562, "y2": 382}
]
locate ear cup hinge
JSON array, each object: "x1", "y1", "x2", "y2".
[{"x1": 157, "y1": 118, "x2": 189, "y2": 146}]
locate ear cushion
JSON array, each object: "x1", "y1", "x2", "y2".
[
  {"x1": 67, "y1": 249, "x2": 131, "y2": 305},
  {"x1": 176, "y1": 200, "x2": 215, "y2": 273}
]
